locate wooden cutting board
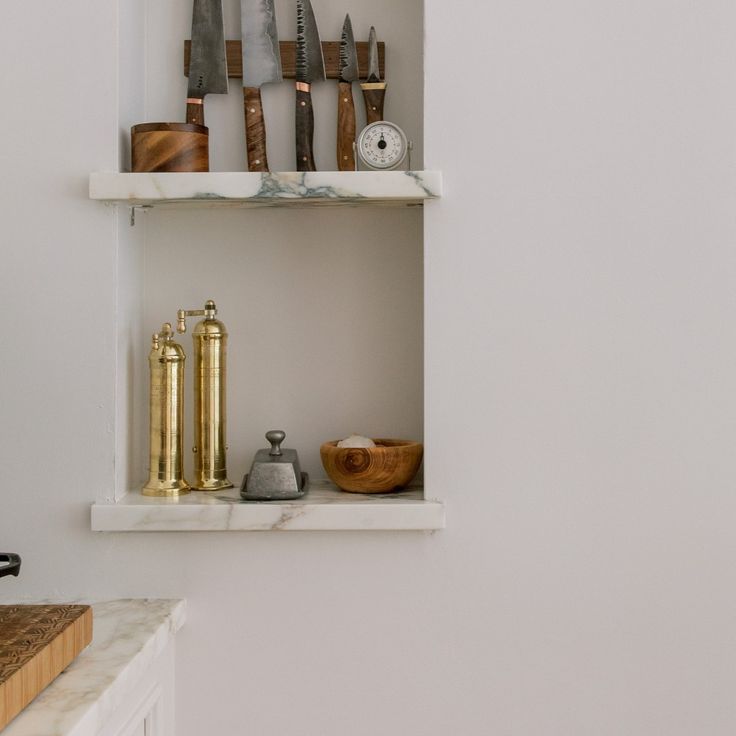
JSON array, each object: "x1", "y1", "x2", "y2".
[{"x1": 0, "y1": 605, "x2": 93, "y2": 730}]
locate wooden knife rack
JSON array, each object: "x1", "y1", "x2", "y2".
[{"x1": 184, "y1": 40, "x2": 385, "y2": 81}]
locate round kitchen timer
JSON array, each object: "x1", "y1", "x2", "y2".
[{"x1": 356, "y1": 121, "x2": 411, "y2": 171}]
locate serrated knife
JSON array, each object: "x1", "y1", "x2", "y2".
[
  {"x1": 241, "y1": 0, "x2": 282, "y2": 171},
  {"x1": 337, "y1": 14, "x2": 359, "y2": 171},
  {"x1": 186, "y1": 0, "x2": 229, "y2": 126},
  {"x1": 361, "y1": 26, "x2": 386, "y2": 124},
  {"x1": 295, "y1": 0, "x2": 326, "y2": 172}
]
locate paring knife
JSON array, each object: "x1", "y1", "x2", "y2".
[
  {"x1": 241, "y1": 0, "x2": 282, "y2": 171},
  {"x1": 187, "y1": 0, "x2": 229, "y2": 126},
  {"x1": 295, "y1": 0, "x2": 326, "y2": 172},
  {"x1": 337, "y1": 14, "x2": 359, "y2": 171},
  {"x1": 361, "y1": 26, "x2": 386, "y2": 124}
]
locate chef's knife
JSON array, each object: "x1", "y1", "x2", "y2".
[
  {"x1": 295, "y1": 0, "x2": 326, "y2": 172},
  {"x1": 337, "y1": 14, "x2": 359, "y2": 171},
  {"x1": 361, "y1": 26, "x2": 385, "y2": 124},
  {"x1": 187, "y1": 0, "x2": 229, "y2": 126},
  {"x1": 241, "y1": 0, "x2": 282, "y2": 171}
]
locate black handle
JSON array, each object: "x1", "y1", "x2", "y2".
[
  {"x1": 295, "y1": 86, "x2": 316, "y2": 172},
  {"x1": 0, "y1": 553, "x2": 21, "y2": 579}
]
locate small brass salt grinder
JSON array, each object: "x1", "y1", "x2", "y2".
[
  {"x1": 177, "y1": 300, "x2": 233, "y2": 491},
  {"x1": 143, "y1": 323, "x2": 190, "y2": 496}
]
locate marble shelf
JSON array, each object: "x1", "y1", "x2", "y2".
[
  {"x1": 89, "y1": 170, "x2": 442, "y2": 209},
  {"x1": 91, "y1": 482, "x2": 445, "y2": 532}
]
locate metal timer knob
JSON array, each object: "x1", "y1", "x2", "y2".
[{"x1": 177, "y1": 300, "x2": 233, "y2": 491}]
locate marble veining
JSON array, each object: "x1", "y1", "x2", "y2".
[
  {"x1": 3, "y1": 599, "x2": 185, "y2": 736},
  {"x1": 89, "y1": 171, "x2": 442, "y2": 206},
  {"x1": 91, "y1": 481, "x2": 445, "y2": 532}
]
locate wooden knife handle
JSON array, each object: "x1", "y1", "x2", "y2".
[
  {"x1": 337, "y1": 82, "x2": 356, "y2": 171},
  {"x1": 361, "y1": 82, "x2": 387, "y2": 124},
  {"x1": 186, "y1": 100, "x2": 205, "y2": 126},
  {"x1": 295, "y1": 85, "x2": 316, "y2": 172},
  {"x1": 243, "y1": 87, "x2": 269, "y2": 172}
]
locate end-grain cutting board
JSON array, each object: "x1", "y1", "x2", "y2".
[{"x1": 0, "y1": 605, "x2": 93, "y2": 730}]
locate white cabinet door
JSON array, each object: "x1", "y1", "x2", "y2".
[
  {"x1": 110, "y1": 686, "x2": 161, "y2": 736},
  {"x1": 97, "y1": 641, "x2": 175, "y2": 736},
  {"x1": 117, "y1": 719, "x2": 145, "y2": 736}
]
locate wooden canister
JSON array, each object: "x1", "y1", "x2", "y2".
[{"x1": 131, "y1": 122, "x2": 209, "y2": 172}]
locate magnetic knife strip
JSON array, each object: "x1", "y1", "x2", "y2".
[{"x1": 184, "y1": 40, "x2": 385, "y2": 81}]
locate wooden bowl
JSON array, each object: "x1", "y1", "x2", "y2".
[{"x1": 320, "y1": 439, "x2": 423, "y2": 493}]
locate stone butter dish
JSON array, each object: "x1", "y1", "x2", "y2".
[{"x1": 241, "y1": 430, "x2": 309, "y2": 501}]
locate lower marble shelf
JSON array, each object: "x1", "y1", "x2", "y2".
[{"x1": 91, "y1": 482, "x2": 445, "y2": 532}]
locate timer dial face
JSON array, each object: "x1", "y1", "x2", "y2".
[{"x1": 357, "y1": 122, "x2": 408, "y2": 170}]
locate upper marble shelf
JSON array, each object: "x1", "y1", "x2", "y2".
[
  {"x1": 89, "y1": 171, "x2": 442, "y2": 208},
  {"x1": 91, "y1": 482, "x2": 445, "y2": 532}
]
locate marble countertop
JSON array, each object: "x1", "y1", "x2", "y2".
[{"x1": 3, "y1": 599, "x2": 185, "y2": 736}]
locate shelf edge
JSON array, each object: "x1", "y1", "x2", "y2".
[
  {"x1": 88, "y1": 170, "x2": 442, "y2": 205},
  {"x1": 91, "y1": 495, "x2": 445, "y2": 532}
]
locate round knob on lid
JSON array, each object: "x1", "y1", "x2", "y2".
[{"x1": 266, "y1": 430, "x2": 285, "y2": 456}]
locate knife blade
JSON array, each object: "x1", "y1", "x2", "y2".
[
  {"x1": 295, "y1": 0, "x2": 326, "y2": 172},
  {"x1": 187, "y1": 0, "x2": 229, "y2": 127},
  {"x1": 361, "y1": 26, "x2": 386, "y2": 125},
  {"x1": 241, "y1": 0, "x2": 282, "y2": 172},
  {"x1": 337, "y1": 14, "x2": 359, "y2": 171}
]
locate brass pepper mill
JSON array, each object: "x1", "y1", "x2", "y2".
[
  {"x1": 177, "y1": 300, "x2": 233, "y2": 491},
  {"x1": 143, "y1": 323, "x2": 190, "y2": 496}
]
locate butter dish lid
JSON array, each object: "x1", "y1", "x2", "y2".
[{"x1": 240, "y1": 430, "x2": 308, "y2": 501}]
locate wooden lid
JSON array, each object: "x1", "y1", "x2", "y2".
[{"x1": 132, "y1": 122, "x2": 208, "y2": 135}]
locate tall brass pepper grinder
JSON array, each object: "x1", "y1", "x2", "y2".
[
  {"x1": 177, "y1": 300, "x2": 233, "y2": 491},
  {"x1": 143, "y1": 323, "x2": 190, "y2": 496}
]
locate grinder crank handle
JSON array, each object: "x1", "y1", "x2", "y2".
[
  {"x1": 337, "y1": 82, "x2": 357, "y2": 171},
  {"x1": 360, "y1": 82, "x2": 386, "y2": 124},
  {"x1": 295, "y1": 83, "x2": 317, "y2": 172}
]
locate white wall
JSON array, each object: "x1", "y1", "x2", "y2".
[{"x1": 3, "y1": 2, "x2": 736, "y2": 736}]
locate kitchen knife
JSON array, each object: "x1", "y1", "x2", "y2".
[
  {"x1": 187, "y1": 0, "x2": 229, "y2": 126},
  {"x1": 241, "y1": 0, "x2": 282, "y2": 171},
  {"x1": 295, "y1": 0, "x2": 326, "y2": 172},
  {"x1": 361, "y1": 26, "x2": 386, "y2": 124},
  {"x1": 337, "y1": 14, "x2": 359, "y2": 171}
]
